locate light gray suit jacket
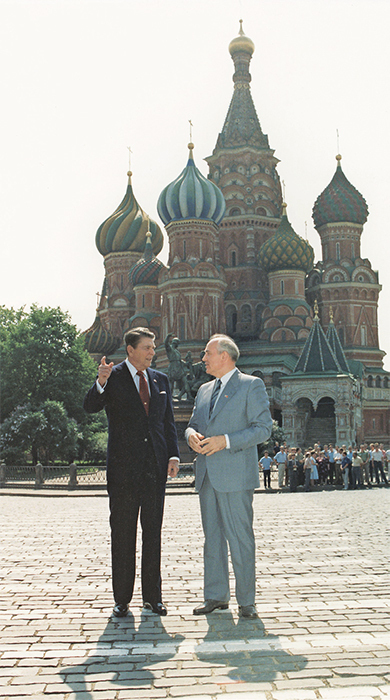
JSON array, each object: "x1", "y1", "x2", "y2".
[{"x1": 185, "y1": 369, "x2": 273, "y2": 493}]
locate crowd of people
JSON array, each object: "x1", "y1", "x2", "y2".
[{"x1": 259, "y1": 442, "x2": 390, "y2": 492}]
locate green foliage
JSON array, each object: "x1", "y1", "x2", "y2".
[
  {"x1": 0, "y1": 304, "x2": 97, "y2": 423},
  {"x1": 79, "y1": 411, "x2": 108, "y2": 464},
  {"x1": 0, "y1": 400, "x2": 80, "y2": 465},
  {"x1": 0, "y1": 304, "x2": 107, "y2": 465},
  {"x1": 258, "y1": 420, "x2": 286, "y2": 458}
]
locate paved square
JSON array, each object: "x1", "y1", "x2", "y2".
[{"x1": 0, "y1": 488, "x2": 389, "y2": 699}]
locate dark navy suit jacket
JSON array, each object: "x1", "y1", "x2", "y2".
[{"x1": 83, "y1": 362, "x2": 179, "y2": 490}]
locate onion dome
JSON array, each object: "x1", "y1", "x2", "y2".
[
  {"x1": 312, "y1": 155, "x2": 369, "y2": 229},
  {"x1": 157, "y1": 143, "x2": 226, "y2": 226},
  {"x1": 83, "y1": 314, "x2": 119, "y2": 355},
  {"x1": 129, "y1": 230, "x2": 165, "y2": 287},
  {"x1": 228, "y1": 19, "x2": 255, "y2": 56},
  {"x1": 259, "y1": 203, "x2": 314, "y2": 273},
  {"x1": 96, "y1": 171, "x2": 163, "y2": 256}
]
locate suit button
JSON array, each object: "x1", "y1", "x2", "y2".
[{"x1": 144, "y1": 438, "x2": 148, "y2": 442}]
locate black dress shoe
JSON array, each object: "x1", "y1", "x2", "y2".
[
  {"x1": 238, "y1": 604, "x2": 258, "y2": 619},
  {"x1": 143, "y1": 601, "x2": 167, "y2": 616},
  {"x1": 112, "y1": 603, "x2": 128, "y2": 617},
  {"x1": 193, "y1": 599, "x2": 229, "y2": 615}
]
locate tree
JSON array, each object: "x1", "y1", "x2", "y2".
[
  {"x1": 0, "y1": 304, "x2": 97, "y2": 423},
  {"x1": 0, "y1": 400, "x2": 80, "y2": 465}
]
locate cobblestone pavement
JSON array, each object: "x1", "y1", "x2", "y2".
[{"x1": 0, "y1": 488, "x2": 389, "y2": 700}]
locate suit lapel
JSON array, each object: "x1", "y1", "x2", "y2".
[
  {"x1": 120, "y1": 361, "x2": 145, "y2": 412},
  {"x1": 207, "y1": 370, "x2": 241, "y2": 422}
]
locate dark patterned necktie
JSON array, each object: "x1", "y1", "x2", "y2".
[
  {"x1": 209, "y1": 378, "x2": 222, "y2": 417},
  {"x1": 137, "y1": 371, "x2": 150, "y2": 415}
]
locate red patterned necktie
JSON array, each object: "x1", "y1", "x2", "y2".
[{"x1": 137, "y1": 371, "x2": 150, "y2": 415}]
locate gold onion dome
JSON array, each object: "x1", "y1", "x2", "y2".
[
  {"x1": 259, "y1": 203, "x2": 314, "y2": 273},
  {"x1": 95, "y1": 171, "x2": 163, "y2": 256},
  {"x1": 229, "y1": 19, "x2": 255, "y2": 56},
  {"x1": 312, "y1": 155, "x2": 369, "y2": 229},
  {"x1": 129, "y1": 230, "x2": 165, "y2": 287}
]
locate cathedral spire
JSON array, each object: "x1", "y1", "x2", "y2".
[{"x1": 212, "y1": 22, "x2": 269, "y2": 152}]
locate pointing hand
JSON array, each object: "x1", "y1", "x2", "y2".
[{"x1": 98, "y1": 356, "x2": 114, "y2": 387}]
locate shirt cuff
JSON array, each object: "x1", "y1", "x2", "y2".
[
  {"x1": 224, "y1": 434, "x2": 230, "y2": 449},
  {"x1": 96, "y1": 379, "x2": 106, "y2": 393},
  {"x1": 169, "y1": 456, "x2": 180, "y2": 463}
]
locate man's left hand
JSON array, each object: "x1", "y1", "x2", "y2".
[
  {"x1": 167, "y1": 459, "x2": 180, "y2": 477},
  {"x1": 199, "y1": 435, "x2": 226, "y2": 455}
]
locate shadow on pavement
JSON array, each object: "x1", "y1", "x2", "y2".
[
  {"x1": 60, "y1": 610, "x2": 307, "y2": 695},
  {"x1": 195, "y1": 611, "x2": 308, "y2": 683},
  {"x1": 59, "y1": 611, "x2": 184, "y2": 698}
]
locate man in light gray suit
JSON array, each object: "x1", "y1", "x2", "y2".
[{"x1": 185, "y1": 334, "x2": 273, "y2": 619}]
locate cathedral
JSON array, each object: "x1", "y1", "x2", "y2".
[{"x1": 84, "y1": 22, "x2": 390, "y2": 448}]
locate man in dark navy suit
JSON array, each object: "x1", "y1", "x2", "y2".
[{"x1": 84, "y1": 328, "x2": 179, "y2": 617}]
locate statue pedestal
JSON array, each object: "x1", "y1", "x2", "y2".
[{"x1": 173, "y1": 400, "x2": 194, "y2": 464}]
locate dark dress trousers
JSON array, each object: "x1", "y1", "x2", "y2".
[{"x1": 83, "y1": 362, "x2": 179, "y2": 606}]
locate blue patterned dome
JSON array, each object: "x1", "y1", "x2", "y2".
[
  {"x1": 129, "y1": 231, "x2": 165, "y2": 287},
  {"x1": 157, "y1": 144, "x2": 226, "y2": 226}
]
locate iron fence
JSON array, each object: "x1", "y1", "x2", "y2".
[{"x1": 0, "y1": 463, "x2": 195, "y2": 489}]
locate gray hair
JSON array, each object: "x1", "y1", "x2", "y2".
[{"x1": 209, "y1": 334, "x2": 240, "y2": 362}]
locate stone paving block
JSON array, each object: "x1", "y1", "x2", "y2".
[
  {"x1": 117, "y1": 691, "x2": 167, "y2": 699},
  {"x1": 272, "y1": 691, "x2": 318, "y2": 700},
  {"x1": 170, "y1": 686, "x2": 223, "y2": 696},
  {"x1": 319, "y1": 687, "x2": 387, "y2": 697}
]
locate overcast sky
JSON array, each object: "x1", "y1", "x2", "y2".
[{"x1": 1, "y1": 0, "x2": 389, "y2": 368}]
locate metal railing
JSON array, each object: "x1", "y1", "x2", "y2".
[{"x1": 0, "y1": 463, "x2": 195, "y2": 490}]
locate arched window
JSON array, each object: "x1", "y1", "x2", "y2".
[
  {"x1": 351, "y1": 242, "x2": 355, "y2": 259},
  {"x1": 336, "y1": 242, "x2": 340, "y2": 260},
  {"x1": 281, "y1": 280, "x2": 284, "y2": 295},
  {"x1": 384, "y1": 377, "x2": 389, "y2": 389},
  {"x1": 375, "y1": 376, "x2": 382, "y2": 388},
  {"x1": 231, "y1": 251, "x2": 237, "y2": 267},
  {"x1": 256, "y1": 207, "x2": 267, "y2": 216},
  {"x1": 226, "y1": 304, "x2": 237, "y2": 335},
  {"x1": 367, "y1": 375, "x2": 373, "y2": 388},
  {"x1": 229, "y1": 207, "x2": 241, "y2": 216},
  {"x1": 361, "y1": 326, "x2": 367, "y2": 346},
  {"x1": 183, "y1": 240, "x2": 186, "y2": 258}
]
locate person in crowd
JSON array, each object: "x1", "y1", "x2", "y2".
[
  {"x1": 340, "y1": 450, "x2": 352, "y2": 490},
  {"x1": 316, "y1": 449, "x2": 329, "y2": 485},
  {"x1": 351, "y1": 450, "x2": 363, "y2": 489},
  {"x1": 295, "y1": 447, "x2": 305, "y2": 486},
  {"x1": 334, "y1": 446, "x2": 343, "y2": 485},
  {"x1": 310, "y1": 449, "x2": 319, "y2": 486},
  {"x1": 304, "y1": 451, "x2": 315, "y2": 491},
  {"x1": 327, "y1": 444, "x2": 336, "y2": 485},
  {"x1": 358, "y1": 443, "x2": 372, "y2": 488},
  {"x1": 274, "y1": 446, "x2": 287, "y2": 489},
  {"x1": 259, "y1": 450, "x2": 273, "y2": 490},
  {"x1": 371, "y1": 443, "x2": 389, "y2": 486},
  {"x1": 287, "y1": 448, "x2": 298, "y2": 492},
  {"x1": 369, "y1": 443, "x2": 375, "y2": 482}
]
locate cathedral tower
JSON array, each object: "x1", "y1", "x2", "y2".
[
  {"x1": 94, "y1": 169, "x2": 163, "y2": 342},
  {"x1": 309, "y1": 155, "x2": 383, "y2": 368},
  {"x1": 157, "y1": 143, "x2": 227, "y2": 357},
  {"x1": 205, "y1": 21, "x2": 283, "y2": 339}
]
